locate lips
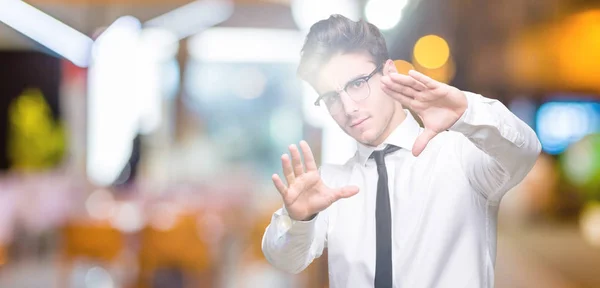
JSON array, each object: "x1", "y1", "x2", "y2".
[{"x1": 350, "y1": 117, "x2": 369, "y2": 128}]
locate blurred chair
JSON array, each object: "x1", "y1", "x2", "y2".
[
  {"x1": 59, "y1": 220, "x2": 125, "y2": 287},
  {"x1": 238, "y1": 204, "x2": 318, "y2": 288},
  {"x1": 245, "y1": 209, "x2": 271, "y2": 264},
  {"x1": 300, "y1": 250, "x2": 329, "y2": 288},
  {"x1": 245, "y1": 203, "x2": 329, "y2": 288},
  {"x1": 0, "y1": 242, "x2": 6, "y2": 268},
  {"x1": 137, "y1": 212, "x2": 216, "y2": 288}
]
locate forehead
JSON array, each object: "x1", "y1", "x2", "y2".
[{"x1": 314, "y1": 52, "x2": 376, "y2": 94}]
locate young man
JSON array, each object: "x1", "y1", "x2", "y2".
[{"x1": 262, "y1": 15, "x2": 541, "y2": 288}]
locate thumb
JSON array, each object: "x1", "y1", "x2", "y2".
[
  {"x1": 412, "y1": 128, "x2": 437, "y2": 157},
  {"x1": 334, "y1": 185, "x2": 360, "y2": 200}
]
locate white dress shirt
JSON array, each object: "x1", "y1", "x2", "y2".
[{"x1": 262, "y1": 92, "x2": 542, "y2": 288}]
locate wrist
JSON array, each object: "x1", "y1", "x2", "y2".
[
  {"x1": 454, "y1": 90, "x2": 468, "y2": 118},
  {"x1": 283, "y1": 206, "x2": 318, "y2": 222},
  {"x1": 449, "y1": 90, "x2": 471, "y2": 132},
  {"x1": 300, "y1": 213, "x2": 318, "y2": 222}
]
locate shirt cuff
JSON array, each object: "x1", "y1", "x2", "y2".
[{"x1": 275, "y1": 207, "x2": 318, "y2": 237}]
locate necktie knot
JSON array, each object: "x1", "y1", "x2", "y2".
[{"x1": 370, "y1": 145, "x2": 400, "y2": 166}]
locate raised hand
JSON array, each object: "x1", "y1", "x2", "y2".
[
  {"x1": 272, "y1": 141, "x2": 359, "y2": 221},
  {"x1": 381, "y1": 69, "x2": 468, "y2": 157}
]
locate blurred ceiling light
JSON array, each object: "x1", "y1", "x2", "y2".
[
  {"x1": 88, "y1": 17, "x2": 181, "y2": 187},
  {"x1": 87, "y1": 16, "x2": 142, "y2": 186},
  {"x1": 93, "y1": 16, "x2": 142, "y2": 59},
  {"x1": 291, "y1": 0, "x2": 360, "y2": 32},
  {"x1": 0, "y1": 0, "x2": 93, "y2": 67},
  {"x1": 365, "y1": 0, "x2": 408, "y2": 30},
  {"x1": 188, "y1": 28, "x2": 304, "y2": 63},
  {"x1": 135, "y1": 28, "x2": 178, "y2": 135},
  {"x1": 145, "y1": 0, "x2": 233, "y2": 40},
  {"x1": 138, "y1": 28, "x2": 179, "y2": 62},
  {"x1": 413, "y1": 34, "x2": 450, "y2": 69}
]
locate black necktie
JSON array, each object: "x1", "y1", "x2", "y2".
[{"x1": 370, "y1": 144, "x2": 400, "y2": 288}]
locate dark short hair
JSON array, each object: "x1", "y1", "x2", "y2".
[{"x1": 297, "y1": 14, "x2": 389, "y2": 83}]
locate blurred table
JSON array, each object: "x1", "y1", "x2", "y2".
[{"x1": 496, "y1": 222, "x2": 600, "y2": 288}]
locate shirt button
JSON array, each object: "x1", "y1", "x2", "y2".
[{"x1": 278, "y1": 214, "x2": 293, "y2": 232}]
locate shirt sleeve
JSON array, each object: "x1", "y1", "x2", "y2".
[
  {"x1": 261, "y1": 204, "x2": 329, "y2": 274},
  {"x1": 450, "y1": 91, "x2": 542, "y2": 203}
]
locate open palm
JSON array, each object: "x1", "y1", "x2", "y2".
[
  {"x1": 272, "y1": 141, "x2": 359, "y2": 221},
  {"x1": 381, "y1": 70, "x2": 468, "y2": 156}
]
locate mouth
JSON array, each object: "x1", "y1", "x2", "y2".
[{"x1": 350, "y1": 117, "x2": 369, "y2": 128}]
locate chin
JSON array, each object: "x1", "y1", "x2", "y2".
[{"x1": 353, "y1": 129, "x2": 379, "y2": 146}]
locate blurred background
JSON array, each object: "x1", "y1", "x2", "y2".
[{"x1": 0, "y1": 0, "x2": 599, "y2": 287}]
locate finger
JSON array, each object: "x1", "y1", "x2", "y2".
[
  {"x1": 289, "y1": 144, "x2": 304, "y2": 176},
  {"x1": 382, "y1": 84, "x2": 415, "y2": 108},
  {"x1": 333, "y1": 185, "x2": 360, "y2": 201},
  {"x1": 408, "y1": 70, "x2": 439, "y2": 90},
  {"x1": 389, "y1": 73, "x2": 427, "y2": 91},
  {"x1": 299, "y1": 140, "x2": 318, "y2": 172},
  {"x1": 271, "y1": 174, "x2": 288, "y2": 198},
  {"x1": 281, "y1": 154, "x2": 295, "y2": 185},
  {"x1": 412, "y1": 128, "x2": 438, "y2": 157},
  {"x1": 381, "y1": 76, "x2": 420, "y2": 99}
]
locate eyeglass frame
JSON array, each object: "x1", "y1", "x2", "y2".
[{"x1": 313, "y1": 62, "x2": 384, "y2": 108}]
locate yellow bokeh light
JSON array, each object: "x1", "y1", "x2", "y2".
[
  {"x1": 393, "y1": 59, "x2": 414, "y2": 75},
  {"x1": 580, "y1": 202, "x2": 600, "y2": 248},
  {"x1": 413, "y1": 56, "x2": 456, "y2": 84},
  {"x1": 554, "y1": 9, "x2": 600, "y2": 90},
  {"x1": 505, "y1": 9, "x2": 600, "y2": 92},
  {"x1": 413, "y1": 34, "x2": 450, "y2": 70}
]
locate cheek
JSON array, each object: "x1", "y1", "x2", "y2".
[
  {"x1": 368, "y1": 94, "x2": 396, "y2": 127},
  {"x1": 367, "y1": 90, "x2": 395, "y2": 115},
  {"x1": 332, "y1": 114, "x2": 347, "y2": 127}
]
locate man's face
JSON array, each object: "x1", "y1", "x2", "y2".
[{"x1": 313, "y1": 52, "x2": 400, "y2": 146}]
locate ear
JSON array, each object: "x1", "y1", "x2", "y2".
[{"x1": 383, "y1": 59, "x2": 397, "y2": 76}]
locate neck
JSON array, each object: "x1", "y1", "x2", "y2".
[{"x1": 371, "y1": 104, "x2": 407, "y2": 147}]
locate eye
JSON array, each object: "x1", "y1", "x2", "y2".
[
  {"x1": 349, "y1": 79, "x2": 366, "y2": 90},
  {"x1": 323, "y1": 93, "x2": 340, "y2": 105}
]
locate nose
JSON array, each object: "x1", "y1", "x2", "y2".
[{"x1": 339, "y1": 90, "x2": 358, "y2": 116}]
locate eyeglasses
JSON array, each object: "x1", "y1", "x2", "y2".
[{"x1": 314, "y1": 63, "x2": 383, "y2": 115}]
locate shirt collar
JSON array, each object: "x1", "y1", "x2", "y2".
[{"x1": 356, "y1": 110, "x2": 421, "y2": 166}]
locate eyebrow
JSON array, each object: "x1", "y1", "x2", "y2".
[{"x1": 319, "y1": 73, "x2": 369, "y2": 98}]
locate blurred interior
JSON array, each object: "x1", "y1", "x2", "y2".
[{"x1": 1, "y1": 0, "x2": 600, "y2": 287}]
